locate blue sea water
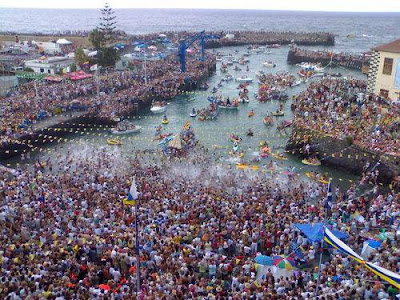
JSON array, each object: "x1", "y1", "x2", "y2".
[{"x1": 0, "y1": 8, "x2": 399, "y2": 52}]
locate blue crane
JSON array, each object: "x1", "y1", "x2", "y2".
[{"x1": 178, "y1": 31, "x2": 220, "y2": 73}]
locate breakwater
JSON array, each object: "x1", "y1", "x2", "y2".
[
  {"x1": 0, "y1": 63, "x2": 215, "y2": 161},
  {"x1": 286, "y1": 124, "x2": 400, "y2": 183},
  {"x1": 287, "y1": 47, "x2": 369, "y2": 71},
  {"x1": 130, "y1": 31, "x2": 335, "y2": 47}
]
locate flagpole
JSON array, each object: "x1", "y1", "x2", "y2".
[
  {"x1": 135, "y1": 195, "x2": 140, "y2": 297},
  {"x1": 316, "y1": 180, "x2": 331, "y2": 295}
]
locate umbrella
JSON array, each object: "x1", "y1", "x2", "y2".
[
  {"x1": 273, "y1": 255, "x2": 296, "y2": 270},
  {"x1": 255, "y1": 255, "x2": 273, "y2": 266}
]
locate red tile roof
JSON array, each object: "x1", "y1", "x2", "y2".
[{"x1": 373, "y1": 39, "x2": 400, "y2": 53}]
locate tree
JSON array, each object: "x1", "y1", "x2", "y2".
[
  {"x1": 99, "y1": 3, "x2": 117, "y2": 44},
  {"x1": 74, "y1": 47, "x2": 88, "y2": 66},
  {"x1": 89, "y1": 28, "x2": 106, "y2": 50},
  {"x1": 97, "y1": 47, "x2": 120, "y2": 67}
]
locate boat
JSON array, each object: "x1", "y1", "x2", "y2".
[
  {"x1": 150, "y1": 102, "x2": 167, "y2": 114},
  {"x1": 110, "y1": 125, "x2": 142, "y2": 135},
  {"x1": 222, "y1": 74, "x2": 234, "y2": 81},
  {"x1": 305, "y1": 172, "x2": 330, "y2": 184},
  {"x1": 198, "y1": 83, "x2": 209, "y2": 91},
  {"x1": 271, "y1": 152, "x2": 288, "y2": 161},
  {"x1": 236, "y1": 76, "x2": 253, "y2": 83},
  {"x1": 263, "y1": 116, "x2": 274, "y2": 126},
  {"x1": 263, "y1": 61, "x2": 276, "y2": 68},
  {"x1": 219, "y1": 103, "x2": 239, "y2": 109},
  {"x1": 220, "y1": 66, "x2": 228, "y2": 73},
  {"x1": 227, "y1": 60, "x2": 233, "y2": 65},
  {"x1": 302, "y1": 158, "x2": 321, "y2": 166},
  {"x1": 267, "y1": 44, "x2": 281, "y2": 48},
  {"x1": 190, "y1": 108, "x2": 197, "y2": 117},
  {"x1": 271, "y1": 111, "x2": 284, "y2": 116},
  {"x1": 247, "y1": 111, "x2": 255, "y2": 117},
  {"x1": 161, "y1": 118, "x2": 169, "y2": 124},
  {"x1": 232, "y1": 58, "x2": 239, "y2": 63},
  {"x1": 229, "y1": 134, "x2": 242, "y2": 143},
  {"x1": 240, "y1": 97, "x2": 250, "y2": 104},
  {"x1": 107, "y1": 139, "x2": 123, "y2": 145},
  {"x1": 233, "y1": 66, "x2": 242, "y2": 71},
  {"x1": 291, "y1": 80, "x2": 302, "y2": 87},
  {"x1": 260, "y1": 145, "x2": 271, "y2": 158},
  {"x1": 277, "y1": 120, "x2": 293, "y2": 130}
]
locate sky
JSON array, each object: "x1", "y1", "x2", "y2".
[{"x1": 0, "y1": 0, "x2": 399, "y2": 12}]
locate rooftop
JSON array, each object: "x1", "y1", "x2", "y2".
[{"x1": 373, "y1": 38, "x2": 400, "y2": 54}]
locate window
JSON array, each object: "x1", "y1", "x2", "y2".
[{"x1": 382, "y1": 58, "x2": 393, "y2": 75}]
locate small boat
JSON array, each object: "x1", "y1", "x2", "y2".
[
  {"x1": 302, "y1": 158, "x2": 321, "y2": 166},
  {"x1": 161, "y1": 118, "x2": 169, "y2": 124},
  {"x1": 240, "y1": 97, "x2": 250, "y2": 104},
  {"x1": 198, "y1": 83, "x2": 209, "y2": 90},
  {"x1": 267, "y1": 44, "x2": 281, "y2": 48},
  {"x1": 229, "y1": 134, "x2": 242, "y2": 143},
  {"x1": 232, "y1": 58, "x2": 239, "y2": 63},
  {"x1": 263, "y1": 61, "x2": 276, "y2": 68},
  {"x1": 190, "y1": 108, "x2": 197, "y2": 117},
  {"x1": 107, "y1": 139, "x2": 123, "y2": 145},
  {"x1": 291, "y1": 80, "x2": 302, "y2": 87},
  {"x1": 271, "y1": 111, "x2": 284, "y2": 116},
  {"x1": 227, "y1": 60, "x2": 233, "y2": 65},
  {"x1": 260, "y1": 146, "x2": 271, "y2": 158},
  {"x1": 236, "y1": 76, "x2": 253, "y2": 83},
  {"x1": 277, "y1": 120, "x2": 293, "y2": 130},
  {"x1": 233, "y1": 66, "x2": 242, "y2": 71},
  {"x1": 222, "y1": 74, "x2": 234, "y2": 81},
  {"x1": 220, "y1": 67, "x2": 228, "y2": 73},
  {"x1": 305, "y1": 172, "x2": 330, "y2": 184},
  {"x1": 110, "y1": 125, "x2": 142, "y2": 135},
  {"x1": 150, "y1": 104, "x2": 167, "y2": 114},
  {"x1": 247, "y1": 111, "x2": 255, "y2": 118},
  {"x1": 263, "y1": 117, "x2": 274, "y2": 126},
  {"x1": 271, "y1": 152, "x2": 288, "y2": 161}
]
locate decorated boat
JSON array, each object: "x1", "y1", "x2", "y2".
[
  {"x1": 110, "y1": 122, "x2": 142, "y2": 135},
  {"x1": 271, "y1": 152, "x2": 288, "y2": 161},
  {"x1": 150, "y1": 101, "x2": 167, "y2": 114},
  {"x1": 302, "y1": 158, "x2": 322, "y2": 166},
  {"x1": 107, "y1": 139, "x2": 123, "y2": 145}
]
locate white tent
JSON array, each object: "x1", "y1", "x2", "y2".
[{"x1": 56, "y1": 38, "x2": 72, "y2": 45}]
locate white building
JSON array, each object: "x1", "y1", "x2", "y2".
[
  {"x1": 24, "y1": 56, "x2": 75, "y2": 75},
  {"x1": 368, "y1": 39, "x2": 400, "y2": 101}
]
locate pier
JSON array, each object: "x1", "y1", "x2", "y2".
[{"x1": 287, "y1": 47, "x2": 369, "y2": 71}]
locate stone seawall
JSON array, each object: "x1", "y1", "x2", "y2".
[
  {"x1": 286, "y1": 124, "x2": 400, "y2": 183},
  {"x1": 0, "y1": 63, "x2": 216, "y2": 161},
  {"x1": 287, "y1": 48, "x2": 368, "y2": 71}
]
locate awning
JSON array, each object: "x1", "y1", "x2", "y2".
[{"x1": 45, "y1": 75, "x2": 63, "y2": 82}]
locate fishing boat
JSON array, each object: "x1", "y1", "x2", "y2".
[
  {"x1": 302, "y1": 158, "x2": 322, "y2": 166},
  {"x1": 107, "y1": 139, "x2": 123, "y2": 145},
  {"x1": 271, "y1": 152, "x2": 288, "y2": 161},
  {"x1": 305, "y1": 172, "x2": 330, "y2": 184},
  {"x1": 150, "y1": 102, "x2": 167, "y2": 114},
  {"x1": 263, "y1": 116, "x2": 274, "y2": 126},
  {"x1": 236, "y1": 76, "x2": 253, "y2": 83},
  {"x1": 263, "y1": 61, "x2": 276, "y2": 68},
  {"x1": 110, "y1": 123, "x2": 142, "y2": 135}
]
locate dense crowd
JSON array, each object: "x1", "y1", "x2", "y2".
[
  {"x1": 293, "y1": 78, "x2": 400, "y2": 156},
  {"x1": 289, "y1": 47, "x2": 369, "y2": 70},
  {"x1": 0, "y1": 56, "x2": 215, "y2": 145},
  {"x1": 0, "y1": 147, "x2": 398, "y2": 299}
]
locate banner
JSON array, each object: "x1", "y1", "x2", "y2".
[{"x1": 395, "y1": 58, "x2": 400, "y2": 90}]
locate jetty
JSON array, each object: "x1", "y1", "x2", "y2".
[{"x1": 287, "y1": 47, "x2": 369, "y2": 72}]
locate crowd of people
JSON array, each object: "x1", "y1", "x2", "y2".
[
  {"x1": 0, "y1": 146, "x2": 398, "y2": 299},
  {"x1": 0, "y1": 56, "x2": 215, "y2": 145},
  {"x1": 293, "y1": 78, "x2": 400, "y2": 156},
  {"x1": 288, "y1": 47, "x2": 369, "y2": 70}
]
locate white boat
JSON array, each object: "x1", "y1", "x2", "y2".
[
  {"x1": 255, "y1": 71, "x2": 265, "y2": 78},
  {"x1": 227, "y1": 60, "x2": 233, "y2": 65},
  {"x1": 216, "y1": 57, "x2": 223, "y2": 62},
  {"x1": 291, "y1": 80, "x2": 302, "y2": 87},
  {"x1": 111, "y1": 125, "x2": 142, "y2": 135},
  {"x1": 190, "y1": 113, "x2": 197, "y2": 117},
  {"x1": 222, "y1": 74, "x2": 234, "y2": 81},
  {"x1": 263, "y1": 62, "x2": 276, "y2": 68},
  {"x1": 240, "y1": 98, "x2": 250, "y2": 103},
  {"x1": 150, "y1": 105, "x2": 167, "y2": 114},
  {"x1": 232, "y1": 58, "x2": 239, "y2": 63},
  {"x1": 236, "y1": 76, "x2": 253, "y2": 83}
]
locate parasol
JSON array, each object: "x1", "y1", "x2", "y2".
[{"x1": 273, "y1": 255, "x2": 296, "y2": 270}]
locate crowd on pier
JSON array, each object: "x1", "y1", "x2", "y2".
[
  {"x1": 0, "y1": 56, "x2": 215, "y2": 145},
  {"x1": 293, "y1": 78, "x2": 400, "y2": 156},
  {"x1": 0, "y1": 147, "x2": 399, "y2": 299},
  {"x1": 288, "y1": 47, "x2": 369, "y2": 70}
]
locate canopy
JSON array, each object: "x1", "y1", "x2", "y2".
[
  {"x1": 294, "y1": 223, "x2": 348, "y2": 242},
  {"x1": 273, "y1": 255, "x2": 296, "y2": 270},
  {"x1": 56, "y1": 38, "x2": 72, "y2": 45},
  {"x1": 65, "y1": 70, "x2": 92, "y2": 81},
  {"x1": 45, "y1": 75, "x2": 63, "y2": 82},
  {"x1": 255, "y1": 255, "x2": 273, "y2": 266}
]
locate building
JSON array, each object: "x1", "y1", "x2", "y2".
[
  {"x1": 24, "y1": 56, "x2": 75, "y2": 75},
  {"x1": 368, "y1": 39, "x2": 400, "y2": 101}
]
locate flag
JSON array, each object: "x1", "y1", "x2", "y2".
[
  {"x1": 123, "y1": 178, "x2": 138, "y2": 205},
  {"x1": 324, "y1": 181, "x2": 333, "y2": 212}
]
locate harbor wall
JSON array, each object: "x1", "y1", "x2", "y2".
[
  {"x1": 286, "y1": 124, "x2": 400, "y2": 183},
  {"x1": 287, "y1": 48, "x2": 368, "y2": 71},
  {"x1": 0, "y1": 62, "x2": 216, "y2": 160}
]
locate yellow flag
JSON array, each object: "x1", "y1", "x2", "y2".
[{"x1": 123, "y1": 198, "x2": 135, "y2": 206}]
